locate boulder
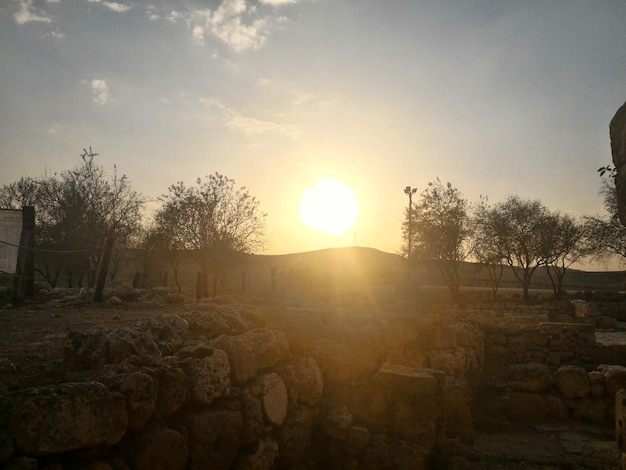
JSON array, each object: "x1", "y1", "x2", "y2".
[
  {"x1": 153, "y1": 362, "x2": 190, "y2": 418},
  {"x1": 176, "y1": 346, "x2": 230, "y2": 405},
  {"x1": 275, "y1": 356, "x2": 323, "y2": 406},
  {"x1": 131, "y1": 428, "x2": 188, "y2": 470},
  {"x1": 256, "y1": 372, "x2": 288, "y2": 427},
  {"x1": 351, "y1": 364, "x2": 445, "y2": 450},
  {"x1": 135, "y1": 314, "x2": 189, "y2": 356},
  {"x1": 234, "y1": 438, "x2": 278, "y2": 470},
  {"x1": 509, "y1": 363, "x2": 552, "y2": 393},
  {"x1": 274, "y1": 404, "x2": 316, "y2": 468},
  {"x1": 610, "y1": 100, "x2": 626, "y2": 224},
  {"x1": 188, "y1": 410, "x2": 243, "y2": 470},
  {"x1": 104, "y1": 371, "x2": 157, "y2": 431},
  {"x1": 554, "y1": 365, "x2": 590, "y2": 399},
  {"x1": 210, "y1": 329, "x2": 290, "y2": 384},
  {"x1": 445, "y1": 377, "x2": 474, "y2": 445},
  {"x1": 8, "y1": 382, "x2": 127, "y2": 455},
  {"x1": 322, "y1": 406, "x2": 353, "y2": 440},
  {"x1": 599, "y1": 364, "x2": 626, "y2": 400}
]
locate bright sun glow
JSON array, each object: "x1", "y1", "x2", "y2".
[{"x1": 299, "y1": 178, "x2": 360, "y2": 237}]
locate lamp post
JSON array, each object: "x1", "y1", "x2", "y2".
[{"x1": 404, "y1": 186, "x2": 417, "y2": 262}]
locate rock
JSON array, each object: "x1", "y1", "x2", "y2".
[
  {"x1": 347, "y1": 426, "x2": 371, "y2": 448},
  {"x1": 589, "y1": 371, "x2": 605, "y2": 398},
  {"x1": 209, "y1": 329, "x2": 290, "y2": 384},
  {"x1": 64, "y1": 327, "x2": 161, "y2": 371},
  {"x1": 275, "y1": 356, "x2": 323, "y2": 406},
  {"x1": 610, "y1": 100, "x2": 626, "y2": 224},
  {"x1": 153, "y1": 363, "x2": 190, "y2": 418},
  {"x1": 234, "y1": 438, "x2": 278, "y2": 470},
  {"x1": 351, "y1": 364, "x2": 445, "y2": 450},
  {"x1": 188, "y1": 410, "x2": 243, "y2": 470},
  {"x1": 8, "y1": 382, "x2": 127, "y2": 455},
  {"x1": 183, "y1": 310, "x2": 237, "y2": 339},
  {"x1": 177, "y1": 347, "x2": 230, "y2": 405},
  {"x1": 509, "y1": 392, "x2": 546, "y2": 423},
  {"x1": 107, "y1": 296, "x2": 122, "y2": 305},
  {"x1": 445, "y1": 377, "x2": 474, "y2": 445},
  {"x1": 136, "y1": 314, "x2": 189, "y2": 356},
  {"x1": 256, "y1": 373, "x2": 288, "y2": 426},
  {"x1": 310, "y1": 338, "x2": 353, "y2": 383},
  {"x1": 105, "y1": 371, "x2": 157, "y2": 431},
  {"x1": 239, "y1": 389, "x2": 264, "y2": 446},
  {"x1": 572, "y1": 398, "x2": 607, "y2": 423},
  {"x1": 131, "y1": 428, "x2": 188, "y2": 470},
  {"x1": 509, "y1": 363, "x2": 552, "y2": 393},
  {"x1": 274, "y1": 404, "x2": 316, "y2": 467},
  {"x1": 322, "y1": 406, "x2": 353, "y2": 440},
  {"x1": 360, "y1": 434, "x2": 428, "y2": 470},
  {"x1": 215, "y1": 304, "x2": 265, "y2": 333},
  {"x1": 554, "y1": 365, "x2": 590, "y2": 399},
  {"x1": 599, "y1": 364, "x2": 626, "y2": 400}
]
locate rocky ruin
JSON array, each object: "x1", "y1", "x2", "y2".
[{"x1": 1, "y1": 291, "x2": 625, "y2": 469}]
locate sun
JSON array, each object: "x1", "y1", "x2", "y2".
[{"x1": 299, "y1": 177, "x2": 360, "y2": 237}]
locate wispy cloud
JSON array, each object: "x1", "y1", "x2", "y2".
[
  {"x1": 102, "y1": 2, "x2": 132, "y2": 13},
  {"x1": 84, "y1": 78, "x2": 111, "y2": 105},
  {"x1": 200, "y1": 97, "x2": 300, "y2": 138},
  {"x1": 13, "y1": 0, "x2": 54, "y2": 24},
  {"x1": 259, "y1": 0, "x2": 296, "y2": 5}
]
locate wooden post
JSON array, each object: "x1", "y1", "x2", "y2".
[
  {"x1": 13, "y1": 206, "x2": 35, "y2": 304},
  {"x1": 93, "y1": 237, "x2": 115, "y2": 302}
]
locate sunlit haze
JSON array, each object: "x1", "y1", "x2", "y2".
[
  {"x1": 300, "y1": 178, "x2": 359, "y2": 237},
  {"x1": 2, "y1": 1, "x2": 626, "y2": 259}
]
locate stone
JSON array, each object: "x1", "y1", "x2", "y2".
[
  {"x1": 239, "y1": 389, "x2": 264, "y2": 446},
  {"x1": 8, "y1": 382, "x2": 127, "y2": 455},
  {"x1": 509, "y1": 363, "x2": 552, "y2": 393},
  {"x1": 256, "y1": 372, "x2": 288, "y2": 426},
  {"x1": 275, "y1": 404, "x2": 315, "y2": 468},
  {"x1": 154, "y1": 363, "x2": 190, "y2": 418},
  {"x1": 234, "y1": 438, "x2": 278, "y2": 470},
  {"x1": 177, "y1": 346, "x2": 230, "y2": 405},
  {"x1": 275, "y1": 356, "x2": 323, "y2": 406},
  {"x1": 210, "y1": 329, "x2": 290, "y2": 384},
  {"x1": 589, "y1": 371, "x2": 606, "y2": 398},
  {"x1": 347, "y1": 426, "x2": 371, "y2": 448},
  {"x1": 136, "y1": 314, "x2": 189, "y2": 356},
  {"x1": 610, "y1": 100, "x2": 626, "y2": 224},
  {"x1": 104, "y1": 371, "x2": 157, "y2": 431},
  {"x1": 188, "y1": 410, "x2": 243, "y2": 470},
  {"x1": 131, "y1": 428, "x2": 188, "y2": 470},
  {"x1": 545, "y1": 394, "x2": 569, "y2": 419},
  {"x1": 351, "y1": 364, "x2": 445, "y2": 450},
  {"x1": 599, "y1": 364, "x2": 626, "y2": 400},
  {"x1": 322, "y1": 406, "x2": 354, "y2": 440},
  {"x1": 445, "y1": 377, "x2": 474, "y2": 445},
  {"x1": 509, "y1": 392, "x2": 546, "y2": 423},
  {"x1": 554, "y1": 365, "x2": 590, "y2": 399},
  {"x1": 310, "y1": 338, "x2": 353, "y2": 383},
  {"x1": 572, "y1": 398, "x2": 607, "y2": 423}
]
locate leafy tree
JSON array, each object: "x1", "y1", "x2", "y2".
[
  {"x1": 484, "y1": 195, "x2": 552, "y2": 301},
  {"x1": 0, "y1": 148, "x2": 145, "y2": 287},
  {"x1": 154, "y1": 173, "x2": 265, "y2": 296},
  {"x1": 402, "y1": 179, "x2": 473, "y2": 302}
]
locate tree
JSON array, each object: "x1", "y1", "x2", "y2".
[
  {"x1": 154, "y1": 173, "x2": 265, "y2": 296},
  {"x1": 402, "y1": 179, "x2": 473, "y2": 302},
  {"x1": 472, "y1": 196, "x2": 506, "y2": 300},
  {"x1": 0, "y1": 148, "x2": 145, "y2": 288},
  {"x1": 541, "y1": 213, "x2": 587, "y2": 299},
  {"x1": 486, "y1": 195, "x2": 551, "y2": 301},
  {"x1": 584, "y1": 166, "x2": 626, "y2": 262}
]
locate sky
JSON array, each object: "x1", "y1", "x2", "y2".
[{"x1": 2, "y1": 0, "x2": 626, "y2": 259}]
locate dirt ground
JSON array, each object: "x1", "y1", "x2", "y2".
[{"x1": 0, "y1": 299, "x2": 621, "y2": 469}]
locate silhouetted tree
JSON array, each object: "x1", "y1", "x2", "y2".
[
  {"x1": 402, "y1": 179, "x2": 473, "y2": 302},
  {"x1": 154, "y1": 173, "x2": 265, "y2": 296},
  {"x1": 473, "y1": 196, "x2": 506, "y2": 300}
]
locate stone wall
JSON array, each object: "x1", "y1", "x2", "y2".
[{"x1": 0, "y1": 304, "x2": 485, "y2": 470}]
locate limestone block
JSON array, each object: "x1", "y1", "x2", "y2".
[
  {"x1": 177, "y1": 346, "x2": 230, "y2": 405},
  {"x1": 347, "y1": 426, "x2": 371, "y2": 448},
  {"x1": 234, "y1": 438, "x2": 278, "y2": 470},
  {"x1": 508, "y1": 392, "x2": 546, "y2": 423},
  {"x1": 322, "y1": 406, "x2": 354, "y2": 440},
  {"x1": 554, "y1": 365, "x2": 590, "y2": 399},
  {"x1": 136, "y1": 314, "x2": 189, "y2": 355},
  {"x1": 275, "y1": 356, "x2": 323, "y2": 406},
  {"x1": 132, "y1": 428, "x2": 188, "y2": 470},
  {"x1": 445, "y1": 377, "x2": 474, "y2": 445},
  {"x1": 182, "y1": 310, "x2": 234, "y2": 339},
  {"x1": 351, "y1": 364, "x2": 445, "y2": 450},
  {"x1": 210, "y1": 328, "x2": 290, "y2": 384},
  {"x1": 509, "y1": 363, "x2": 552, "y2": 393},
  {"x1": 600, "y1": 365, "x2": 626, "y2": 400},
  {"x1": 105, "y1": 371, "x2": 157, "y2": 431},
  {"x1": 154, "y1": 363, "x2": 190, "y2": 418},
  {"x1": 256, "y1": 372, "x2": 288, "y2": 426},
  {"x1": 188, "y1": 410, "x2": 243, "y2": 470},
  {"x1": 8, "y1": 382, "x2": 128, "y2": 455}
]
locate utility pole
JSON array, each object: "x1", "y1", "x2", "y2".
[{"x1": 404, "y1": 186, "x2": 417, "y2": 262}]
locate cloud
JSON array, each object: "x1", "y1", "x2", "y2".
[
  {"x1": 46, "y1": 0, "x2": 61, "y2": 4},
  {"x1": 102, "y1": 1, "x2": 132, "y2": 12},
  {"x1": 201, "y1": 98, "x2": 300, "y2": 138},
  {"x1": 259, "y1": 0, "x2": 296, "y2": 5},
  {"x1": 85, "y1": 79, "x2": 110, "y2": 105},
  {"x1": 13, "y1": 0, "x2": 54, "y2": 24}
]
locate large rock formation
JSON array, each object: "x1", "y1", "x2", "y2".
[{"x1": 610, "y1": 101, "x2": 626, "y2": 224}]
